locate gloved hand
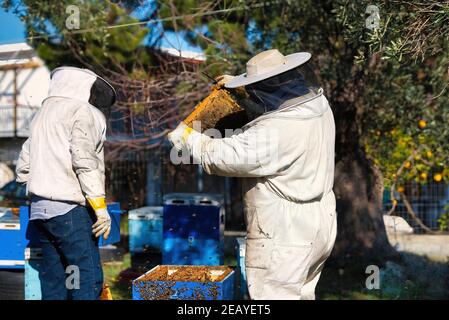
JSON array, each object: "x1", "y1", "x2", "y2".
[
  {"x1": 167, "y1": 122, "x2": 194, "y2": 151},
  {"x1": 88, "y1": 197, "x2": 111, "y2": 239},
  {"x1": 215, "y1": 74, "x2": 235, "y2": 88}
]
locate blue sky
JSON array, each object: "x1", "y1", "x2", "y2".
[
  {"x1": 0, "y1": 9, "x2": 26, "y2": 44},
  {"x1": 0, "y1": 7, "x2": 202, "y2": 53}
]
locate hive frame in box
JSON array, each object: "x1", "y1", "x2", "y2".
[
  {"x1": 132, "y1": 265, "x2": 235, "y2": 300},
  {"x1": 162, "y1": 193, "x2": 225, "y2": 266}
]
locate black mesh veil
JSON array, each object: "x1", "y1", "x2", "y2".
[{"x1": 239, "y1": 62, "x2": 321, "y2": 120}]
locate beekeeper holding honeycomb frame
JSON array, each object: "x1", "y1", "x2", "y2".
[{"x1": 168, "y1": 49, "x2": 337, "y2": 300}]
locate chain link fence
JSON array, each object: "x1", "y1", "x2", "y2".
[{"x1": 383, "y1": 181, "x2": 449, "y2": 233}]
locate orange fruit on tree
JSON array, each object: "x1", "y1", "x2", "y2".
[
  {"x1": 426, "y1": 150, "x2": 433, "y2": 158},
  {"x1": 397, "y1": 186, "x2": 405, "y2": 193},
  {"x1": 418, "y1": 119, "x2": 427, "y2": 129},
  {"x1": 404, "y1": 161, "x2": 411, "y2": 169},
  {"x1": 420, "y1": 172, "x2": 428, "y2": 180},
  {"x1": 434, "y1": 173, "x2": 443, "y2": 182}
]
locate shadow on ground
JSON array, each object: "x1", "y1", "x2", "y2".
[{"x1": 316, "y1": 253, "x2": 449, "y2": 300}]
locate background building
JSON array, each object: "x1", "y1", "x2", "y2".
[{"x1": 0, "y1": 42, "x2": 49, "y2": 164}]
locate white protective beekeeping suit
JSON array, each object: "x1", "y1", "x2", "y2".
[
  {"x1": 169, "y1": 49, "x2": 337, "y2": 300},
  {"x1": 0, "y1": 163, "x2": 14, "y2": 188},
  {"x1": 16, "y1": 67, "x2": 116, "y2": 209}
]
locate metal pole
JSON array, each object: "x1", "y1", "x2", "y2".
[
  {"x1": 146, "y1": 149, "x2": 162, "y2": 206},
  {"x1": 197, "y1": 165, "x2": 204, "y2": 192},
  {"x1": 13, "y1": 68, "x2": 18, "y2": 137}
]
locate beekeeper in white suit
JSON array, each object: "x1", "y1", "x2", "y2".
[
  {"x1": 16, "y1": 67, "x2": 116, "y2": 300},
  {"x1": 169, "y1": 49, "x2": 337, "y2": 300}
]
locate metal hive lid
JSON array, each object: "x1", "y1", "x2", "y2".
[
  {"x1": 128, "y1": 206, "x2": 163, "y2": 220},
  {"x1": 163, "y1": 193, "x2": 224, "y2": 206}
]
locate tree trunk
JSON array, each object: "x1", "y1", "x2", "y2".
[
  {"x1": 333, "y1": 150, "x2": 395, "y2": 259},
  {"x1": 331, "y1": 102, "x2": 396, "y2": 260}
]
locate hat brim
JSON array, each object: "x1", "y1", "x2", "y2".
[{"x1": 225, "y1": 52, "x2": 312, "y2": 89}]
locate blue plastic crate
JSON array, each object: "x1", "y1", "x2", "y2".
[
  {"x1": 132, "y1": 265, "x2": 234, "y2": 300},
  {"x1": 129, "y1": 206, "x2": 163, "y2": 253},
  {"x1": 162, "y1": 193, "x2": 225, "y2": 266},
  {"x1": 24, "y1": 248, "x2": 42, "y2": 300},
  {"x1": 0, "y1": 208, "x2": 24, "y2": 269}
]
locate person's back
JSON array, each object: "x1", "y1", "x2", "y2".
[
  {"x1": 26, "y1": 97, "x2": 106, "y2": 206},
  {"x1": 249, "y1": 94, "x2": 335, "y2": 204},
  {"x1": 15, "y1": 67, "x2": 116, "y2": 300}
]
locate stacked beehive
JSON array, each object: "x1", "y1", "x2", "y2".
[
  {"x1": 128, "y1": 206, "x2": 163, "y2": 270},
  {"x1": 132, "y1": 193, "x2": 235, "y2": 300}
]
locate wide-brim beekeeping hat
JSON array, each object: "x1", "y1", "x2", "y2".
[{"x1": 225, "y1": 49, "x2": 311, "y2": 88}]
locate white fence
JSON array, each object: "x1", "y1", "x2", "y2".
[{"x1": 0, "y1": 105, "x2": 39, "y2": 137}]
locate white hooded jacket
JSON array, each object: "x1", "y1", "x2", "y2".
[
  {"x1": 184, "y1": 93, "x2": 337, "y2": 299},
  {"x1": 16, "y1": 69, "x2": 107, "y2": 205}
]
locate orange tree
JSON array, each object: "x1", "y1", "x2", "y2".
[{"x1": 158, "y1": 0, "x2": 449, "y2": 257}]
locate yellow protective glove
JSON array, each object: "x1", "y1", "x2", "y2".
[
  {"x1": 167, "y1": 122, "x2": 194, "y2": 151},
  {"x1": 87, "y1": 197, "x2": 111, "y2": 240}
]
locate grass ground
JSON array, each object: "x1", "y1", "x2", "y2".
[
  {"x1": 316, "y1": 262, "x2": 382, "y2": 300},
  {"x1": 102, "y1": 253, "x2": 132, "y2": 300},
  {"x1": 317, "y1": 254, "x2": 449, "y2": 300}
]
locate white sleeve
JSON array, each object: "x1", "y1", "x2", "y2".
[
  {"x1": 185, "y1": 122, "x2": 286, "y2": 178},
  {"x1": 70, "y1": 106, "x2": 105, "y2": 198},
  {"x1": 16, "y1": 137, "x2": 31, "y2": 184}
]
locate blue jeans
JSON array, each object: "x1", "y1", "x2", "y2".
[{"x1": 33, "y1": 206, "x2": 103, "y2": 300}]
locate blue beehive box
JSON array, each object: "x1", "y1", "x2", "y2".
[
  {"x1": 235, "y1": 237, "x2": 249, "y2": 299},
  {"x1": 129, "y1": 206, "x2": 163, "y2": 253},
  {"x1": 162, "y1": 193, "x2": 225, "y2": 266},
  {"x1": 0, "y1": 207, "x2": 24, "y2": 269},
  {"x1": 132, "y1": 265, "x2": 234, "y2": 300},
  {"x1": 24, "y1": 248, "x2": 43, "y2": 300}
]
